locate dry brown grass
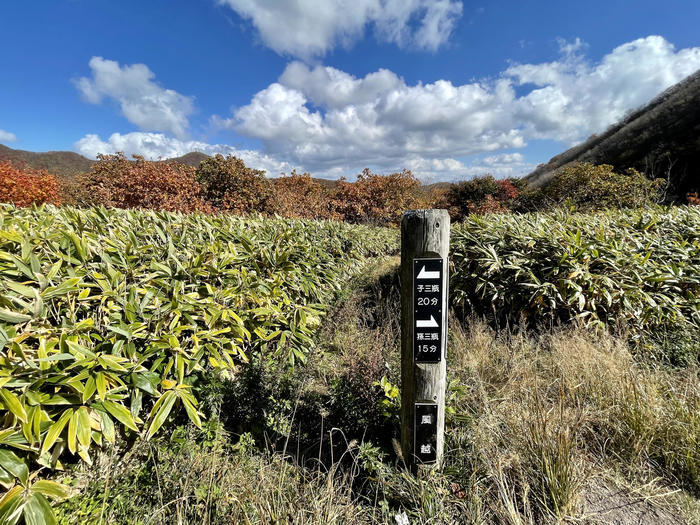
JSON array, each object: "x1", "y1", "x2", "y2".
[{"x1": 446, "y1": 317, "x2": 699, "y2": 524}]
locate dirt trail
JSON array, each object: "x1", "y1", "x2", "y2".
[{"x1": 583, "y1": 480, "x2": 688, "y2": 525}]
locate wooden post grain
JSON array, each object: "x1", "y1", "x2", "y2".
[{"x1": 400, "y1": 209, "x2": 450, "y2": 468}]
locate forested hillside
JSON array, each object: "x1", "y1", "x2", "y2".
[{"x1": 526, "y1": 68, "x2": 700, "y2": 199}]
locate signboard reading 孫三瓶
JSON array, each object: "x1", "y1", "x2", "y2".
[{"x1": 413, "y1": 258, "x2": 444, "y2": 363}]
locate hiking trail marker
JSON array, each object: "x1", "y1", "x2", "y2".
[{"x1": 400, "y1": 209, "x2": 449, "y2": 468}]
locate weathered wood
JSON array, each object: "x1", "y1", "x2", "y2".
[{"x1": 400, "y1": 209, "x2": 450, "y2": 468}]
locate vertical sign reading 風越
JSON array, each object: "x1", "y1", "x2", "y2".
[
  {"x1": 413, "y1": 258, "x2": 444, "y2": 363},
  {"x1": 414, "y1": 402, "x2": 438, "y2": 463}
]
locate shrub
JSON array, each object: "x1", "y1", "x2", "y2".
[
  {"x1": 450, "y1": 205, "x2": 700, "y2": 343},
  {"x1": 687, "y1": 191, "x2": 700, "y2": 205},
  {"x1": 57, "y1": 176, "x2": 94, "y2": 207},
  {"x1": 83, "y1": 153, "x2": 208, "y2": 213},
  {"x1": 440, "y1": 175, "x2": 521, "y2": 220},
  {"x1": 55, "y1": 424, "x2": 371, "y2": 524},
  {"x1": 271, "y1": 171, "x2": 331, "y2": 219},
  {"x1": 0, "y1": 160, "x2": 61, "y2": 206},
  {"x1": 544, "y1": 163, "x2": 665, "y2": 210},
  {"x1": 330, "y1": 168, "x2": 420, "y2": 225},
  {"x1": 195, "y1": 154, "x2": 273, "y2": 214},
  {"x1": 0, "y1": 204, "x2": 397, "y2": 522}
]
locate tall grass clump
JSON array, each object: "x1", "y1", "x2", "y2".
[{"x1": 444, "y1": 318, "x2": 699, "y2": 523}]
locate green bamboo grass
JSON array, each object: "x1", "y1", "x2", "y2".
[
  {"x1": 451, "y1": 205, "x2": 700, "y2": 337},
  {"x1": 0, "y1": 204, "x2": 396, "y2": 523}
]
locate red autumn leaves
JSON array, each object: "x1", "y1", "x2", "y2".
[{"x1": 0, "y1": 161, "x2": 61, "y2": 207}]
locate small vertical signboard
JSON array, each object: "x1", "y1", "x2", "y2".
[
  {"x1": 400, "y1": 209, "x2": 449, "y2": 469},
  {"x1": 413, "y1": 258, "x2": 444, "y2": 363},
  {"x1": 414, "y1": 402, "x2": 438, "y2": 463}
]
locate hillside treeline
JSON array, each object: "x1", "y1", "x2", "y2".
[
  {"x1": 1, "y1": 153, "x2": 690, "y2": 224},
  {"x1": 526, "y1": 69, "x2": 700, "y2": 199}
]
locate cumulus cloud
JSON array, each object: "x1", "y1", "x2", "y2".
[
  {"x1": 209, "y1": 35, "x2": 700, "y2": 180},
  {"x1": 507, "y1": 36, "x2": 700, "y2": 143},
  {"x1": 482, "y1": 153, "x2": 525, "y2": 166},
  {"x1": 74, "y1": 57, "x2": 195, "y2": 138},
  {"x1": 0, "y1": 129, "x2": 17, "y2": 142},
  {"x1": 222, "y1": 64, "x2": 523, "y2": 174},
  {"x1": 217, "y1": 0, "x2": 462, "y2": 58},
  {"x1": 76, "y1": 37, "x2": 700, "y2": 182},
  {"x1": 74, "y1": 132, "x2": 294, "y2": 176},
  {"x1": 401, "y1": 153, "x2": 533, "y2": 182}
]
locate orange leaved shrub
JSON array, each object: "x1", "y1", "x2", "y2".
[
  {"x1": 329, "y1": 168, "x2": 420, "y2": 225},
  {"x1": 83, "y1": 153, "x2": 209, "y2": 213},
  {"x1": 272, "y1": 170, "x2": 331, "y2": 219},
  {"x1": 195, "y1": 154, "x2": 273, "y2": 214},
  {"x1": 438, "y1": 175, "x2": 522, "y2": 221},
  {"x1": 0, "y1": 160, "x2": 61, "y2": 207},
  {"x1": 687, "y1": 192, "x2": 700, "y2": 205}
]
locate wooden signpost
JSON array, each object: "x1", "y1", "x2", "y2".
[{"x1": 400, "y1": 209, "x2": 449, "y2": 468}]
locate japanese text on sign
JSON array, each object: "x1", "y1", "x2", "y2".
[
  {"x1": 413, "y1": 258, "x2": 444, "y2": 363},
  {"x1": 415, "y1": 403, "x2": 438, "y2": 463}
]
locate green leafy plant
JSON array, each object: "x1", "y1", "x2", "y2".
[
  {"x1": 0, "y1": 447, "x2": 68, "y2": 525},
  {"x1": 195, "y1": 154, "x2": 273, "y2": 214},
  {"x1": 450, "y1": 205, "x2": 700, "y2": 345},
  {"x1": 0, "y1": 203, "x2": 397, "y2": 520},
  {"x1": 373, "y1": 376, "x2": 400, "y2": 419},
  {"x1": 543, "y1": 162, "x2": 665, "y2": 210}
]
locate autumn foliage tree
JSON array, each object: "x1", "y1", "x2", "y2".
[
  {"x1": 329, "y1": 168, "x2": 420, "y2": 225},
  {"x1": 440, "y1": 175, "x2": 522, "y2": 221},
  {"x1": 0, "y1": 160, "x2": 61, "y2": 206},
  {"x1": 195, "y1": 154, "x2": 273, "y2": 214},
  {"x1": 543, "y1": 163, "x2": 665, "y2": 210},
  {"x1": 271, "y1": 170, "x2": 330, "y2": 219},
  {"x1": 83, "y1": 153, "x2": 208, "y2": 213}
]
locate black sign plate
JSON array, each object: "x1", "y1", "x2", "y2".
[
  {"x1": 413, "y1": 258, "x2": 444, "y2": 363},
  {"x1": 414, "y1": 403, "x2": 438, "y2": 463}
]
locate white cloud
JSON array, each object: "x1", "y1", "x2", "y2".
[
  {"x1": 222, "y1": 62, "x2": 523, "y2": 175},
  {"x1": 402, "y1": 154, "x2": 533, "y2": 182},
  {"x1": 74, "y1": 57, "x2": 195, "y2": 138},
  {"x1": 0, "y1": 129, "x2": 17, "y2": 142},
  {"x1": 507, "y1": 35, "x2": 700, "y2": 143},
  {"x1": 208, "y1": 35, "x2": 700, "y2": 180},
  {"x1": 217, "y1": 0, "x2": 462, "y2": 58},
  {"x1": 74, "y1": 132, "x2": 293, "y2": 176},
  {"x1": 76, "y1": 37, "x2": 700, "y2": 182},
  {"x1": 482, "y1": 153, "x2": 524, "y2": 166},
  {"x1": 556, "y1": 37, "x2": 587, "y2": 58}
]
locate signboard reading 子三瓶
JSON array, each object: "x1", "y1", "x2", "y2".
[{"x1": 413, "y1": 258, "x2": 444, "y2": 363}]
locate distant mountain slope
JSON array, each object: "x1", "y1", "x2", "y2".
[
  {"x1": 525, "y1": 69, "x2": 700, "y2": 198},
  {"x1": 0, "y1": 145, "x2": 213, "y2": 177},
  {"x1": 0, "y1": 144, "x2": 95, "y2": 178},
  {"x1": 0, "y1": 145, "x2": 341, "y2": 187},
  {"x1": 165, "y1": 151, "x2": 210, "y2": 167},
  {"x1": 0, "y1": 144, "x2": 446, "y2": 192}
]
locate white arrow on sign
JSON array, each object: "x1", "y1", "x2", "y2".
[
  {"x1": 417, "y1": 266, "x2": 440, "y2": 280},
  {"x1": 416, "y1": 315, "x2": 439, "y2": 328}
]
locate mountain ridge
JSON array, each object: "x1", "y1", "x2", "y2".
[
  {"x1": 525, "y1": 68, "x2": 700, "y2": 198},
  {"x1": 0, "y1": 144, "x2": 343, "y2": 187}
]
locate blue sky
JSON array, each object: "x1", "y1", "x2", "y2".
[{"x1": 1, "y1": 0, "x2": 699, "y2": 181}]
